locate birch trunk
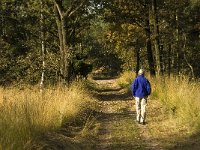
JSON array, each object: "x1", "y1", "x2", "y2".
[{"x1": 40, "y1": 1, "x2": 46, "y2": 91}]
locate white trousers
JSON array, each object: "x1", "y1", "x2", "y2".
[{"x1": 135, "y1": 97, "x2": 147, "y2": 123}]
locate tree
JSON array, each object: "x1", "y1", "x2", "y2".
[
  {"x1": 54, "y1": 0, "x2": 90, "y2": 86},
  {"x1": 95, "y1": 0, "x2": 156, "y2": 76},
  {"x1": 0, "y1": 0, "x2": 200, "y2": 85},
  {"x1": 40, "y1": 0, "x2": 46, "y2": 90},
  {"x1": 0, "y1": 0, "x2": 59, "y2": 85},
  {"x1": 152, "y1": 0, "x2": 162, "y2": 75}
]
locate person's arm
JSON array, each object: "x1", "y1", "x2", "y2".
[
  {"x1": 146, "y1": 80, "x2": 151, "y2": 95},
  {"x1": 131, "y1": 79, "x2": 137, "y2": 97}
]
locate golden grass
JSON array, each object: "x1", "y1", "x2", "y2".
[
  {"x1": 118, "y1": 72, "x2": 200, "y2": 133},
  {"x1": 117, "y1": 72, "x2": 200, "y2": 148},
  {"x1": 116, "y1": 71, "x2": 136, "y2": 89},
  {"x1": 0, "y1": 82, "x2": 95, "y2": 150},
  {"x1": 151, "y1": 76, "x2": 200, "y2": 132}
]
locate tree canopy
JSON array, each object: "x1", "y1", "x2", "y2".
[{"x1": 0, "y1": 0, "x2": 199, "y2": 85}]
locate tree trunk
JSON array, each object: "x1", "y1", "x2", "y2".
[
  {"x1": 40, "y1": 1, "x2": 46, "y2": 91},
  {"x1": 175, "y1": 11, "x2": 181, "y2": 75},
  {"x1": 168, "y1": 44, "x2": 171, "y2": 77},
  {"x1": 54, "y1": 0, "x2": 86, "y2": 86},
  {"x1": 56, "y1": 19, "x2": 64, "y2": 81},
  {"x1": 152, "y1": 0, "x2": 161, "y2": 76},
  {"x1": 135, "y1": 40, "x2": 140, "y2": 76},
  {"x1": 160, "y1": 44, "x2": 164, "y2": 74},
  {"x1": 54, "y1": 2, "x2": 73, "y2": 86},
  {"x1": 61, "y1": 17, "x2": 70, "y2": 85},
  {"x1": 183, "y1": 34, "x2": 195, "y2": 79},
  {"x1": 144, "y1": 0, "x2": 156, "y2": 76},
  {"x1": 0, "y1": 2, "x2": 3, "y2": 36}
]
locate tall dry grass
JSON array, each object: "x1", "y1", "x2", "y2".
[
  {"x1": 116, "y1": 71, "x2": 136, "y2": 89},
  {"x1": 151, "y1": 76, "x2": 200, "y2": 131},
  {"x1": 0, "y1": 82, "x2": 95, "y2": 150},
  {"x1": 117, "y1": 72, "x2": 200, "y2": 133}
]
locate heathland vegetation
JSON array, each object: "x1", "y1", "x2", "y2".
[
  {"x1": 118, "y1": 71, "x2": 200, "y2": 132},
  {"x1": 0, "y1": 0, "x2": 200, "y2": 149},
  {"x1": 117, "y1": 71, "x2": 200, "y2": 148},
  {"x1": 0, "y1": 82, "x2": 97, "y2": 149}
]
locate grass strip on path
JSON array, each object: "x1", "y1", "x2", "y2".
[{"x1": 91, "y1": 79, "x2": 146, "y2": 150}]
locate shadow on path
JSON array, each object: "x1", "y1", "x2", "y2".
[
  {"x1": 96, "y1": 91, "x2": 132, "y2": 101},
  {"x1": 168, "y1": 133, "x2": 200, "y2": 150},
  {"x1": 92, "y1": 79, "x2": 145, "y2": 150},
  {"x1": 88, "y1": 79, "x2": 132, "y2": 102},
  {"x1": 95, "y1": 111, "x2": 144, "y2": 150},
  {"x1": 90, "y1": 78, "x2": 200, "y2": 150}
]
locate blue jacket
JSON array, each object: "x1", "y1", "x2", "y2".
[{"x1": 131, "y1": 75, "x2": 151, "y2": 98}]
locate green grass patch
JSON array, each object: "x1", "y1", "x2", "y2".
[{"x1": 107, "y1": 116, "x2": 145, "y2": 150}]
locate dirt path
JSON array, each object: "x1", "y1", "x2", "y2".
[
  {"x1": 25, "y1": 78, "x2": 200, "y2": 150},
  {"x1": 93, "y1": 79, "x2": 148, "y2": 150},
  {"x1": 92, "y1": 79, "x2": 200, "y2": 150}
]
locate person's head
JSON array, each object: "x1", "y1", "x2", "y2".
[{"x1": 138, "y1": 69, "x2": 145, "y2": 75}]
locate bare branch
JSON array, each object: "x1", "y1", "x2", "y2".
[
  {"x1": 54, "y1": 0, "x2": 64, "y2": 19},
  {"x1": 65, "y1": 0, "x2": 87, "y2": 17}
]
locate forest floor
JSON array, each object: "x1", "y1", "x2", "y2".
[{"x1": 91, "y1": 78, "x2": 200, "y2": 150}]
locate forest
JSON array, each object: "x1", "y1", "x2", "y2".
[
  {"x1": 0, "y1": 0, "x2": 199, "y2": 86},
  {"x1": 0, "y1": 0, "x2": 200, "y2": 149}
]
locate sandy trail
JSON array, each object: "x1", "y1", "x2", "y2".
[{"x1": 94, "y1": 79, "x2": 145, "y2": 150}]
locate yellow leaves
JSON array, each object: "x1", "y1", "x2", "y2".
[
  {"x1": 121, "y1": 23, "x2": 141, "y2": 33},
  {"x1": 106, "y1": 30, "x2": 119, "y2": 43}
]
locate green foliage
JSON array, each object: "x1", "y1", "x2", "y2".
[
  {"x1": 190, "y1": 0, "x2": 200, "y2": 6},
  {"x1": 95, "y1": 0, "x2": 200, "y2": 77},
  {"x1": 72, "y1": 59, "x2": 93, "y2": 78},
  {"x1": 0, "y1": 0, "x2": 58, "y2": 85},
  {"x1": 0, "y1": 0, "x2": 200, "y2": 85},
  {"x1": 83, "y1": 16, "x2": 124, "y2": 75}
]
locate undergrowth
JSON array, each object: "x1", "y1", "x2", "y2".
[
  {"x1": 117, "y1": 72, "x2": 200, "y2": 133},
  {"x1": 116, "y1": 71, "x2": 136, "y2": 89},
  {"x1": 0, "y1": 81, "x2": 97, "y2": 150},
  {"x1": 150, "y1": 76, "x2": 200, "y2": 132}
]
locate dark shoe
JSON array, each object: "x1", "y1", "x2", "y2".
[{"x1": 140, "y1": 122, "x2": 146, "y2": 125}]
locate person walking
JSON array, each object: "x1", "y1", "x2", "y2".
[{"x1": 131, "y1": 69, "x2": 151, "y2": 125}]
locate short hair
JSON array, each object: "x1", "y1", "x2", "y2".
[{"x1": 138, "y1": 69, "x2": 145, "y2": 75}]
